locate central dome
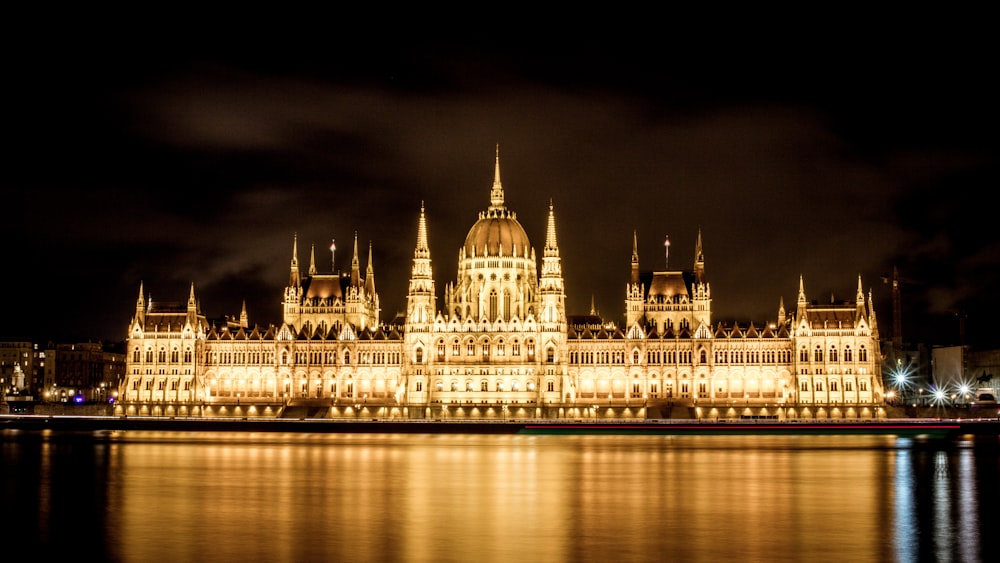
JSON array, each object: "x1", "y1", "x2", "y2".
[{"x1": 463, "y1": 208, "x2": 531, "y2": 257}]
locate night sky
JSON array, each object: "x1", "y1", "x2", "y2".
[{"x1": 5, "y1": 27, "x2": 998, "y2": 348}]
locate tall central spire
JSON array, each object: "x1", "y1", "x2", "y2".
[{"x1": 489, "y1": 144, "x2": 504, "y2": 209}]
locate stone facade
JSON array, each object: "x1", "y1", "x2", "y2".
[{"x1": 121, "y1": 151, "x2": 885, "y2": 420}]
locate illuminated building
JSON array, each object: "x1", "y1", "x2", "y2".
[{"x1": 121, "y1": 150, "x2": 885, "y2": 419}]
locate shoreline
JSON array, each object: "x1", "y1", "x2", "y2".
[{"x1": 3, "y1": 414, "x2": 999, "y2": 439}]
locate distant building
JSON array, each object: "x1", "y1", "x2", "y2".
[
  {"x1": 44, "y1": 342, "x2": 125, "y2": 404},
  {"x1": 121, "y1": 151, "x2": 886, "y2": 420}
]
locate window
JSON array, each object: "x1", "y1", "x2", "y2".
[
  {"x1": 453, "y1": 341, "x2": 460, "y2": 356},
  {"x1": 467, "y1": 340, "x2": 475, "y2": 356},
  {"x1": 800, "y1": 381, "x2": 809, "y2": 392},
  {"x1": 481, "y1": 380, "x2": 488, "y2": 391},
  {"x1": 829, "y1": 347, "x2": 838, "y2": 362},
  {"x1": 415, "y1": 381, "x2": 422, "y2": 392},
  {"x1": 860, "y1": 380, "x2": 868, "y2": 391},
  {"x1": 830, "y1": 381, "x2": 838, "y2": 392},
  {"x1": 814, "y1": 347, "x2": 823, "y2": 362},
  {"x1": 546, "y1": 348, "x2": 555, "y2": 363},
  {"x1": 416, "y1": 348, "x2": 424, "y2": 363}
]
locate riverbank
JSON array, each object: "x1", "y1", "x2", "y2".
[{"x1": 3, "y1": 413, "x2": 999, "y2": 439}]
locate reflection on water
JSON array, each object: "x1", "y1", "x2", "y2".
[{"x1": 3, "y1": 431, "x2": 997, "y2": 563}]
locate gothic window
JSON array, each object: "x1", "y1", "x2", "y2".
[
  {"x1": 504, "y1": 290, "x2": 511, "y2": 320},
  {"x1": 437, "y1": 341, "x2": 446, "y2": 360},
  {"x1": 859, "y1": 347, "x2": 868, "y2": 362},
  {"x1": 860, "y1": 380, "x2": 868, "y2": 391},
  {"x1": 846, "y1": 381, "x2": 853, "y2": 391},
  {"x1": 546, "y1": 348, "x2": 555, "y2": 363},
  {"x1": 133, "y1": 348, "x2": 140, "y2": 362},
  {"x1": 527, "y1": 341, "x2": 536, "y2": 360},
  {"x1": 815, "y1": 381, "x2": 824, "y2": 391},
  {"x1": 699, "y1": 350, "x2": 707, "y2": 363},
  {"x1": 415, "y1": 381, "x2": 422, "y2": 392},
  {"x1": 845, "y1": 347, "x2": 853, "y2": 362},
  {"x1": 452, "y1": 340, "x2": 460, "y2": 356},
  {"x1": 512, "y1": 340, "x2": 520, "y2": 356},
  {"x1": 829, "y1": 347, "x2": 838, "y2": 362},
  {"x1": 481, "y1": 380, "x2": 488, "y2": 391},
  {"x1": 547, "y1": 380, "x2": 555, "y2": 392},
  {"x1": 831, "y1": 381, "x2": 839, "y2": 391},
  {"x1": 497, "y1": 339, "x2": 505, "y2": 356},
  {"x1": 799, "y1": 348, "x2": 808, "y2": 362},
  {"x1": 416, "y1": 348, "x2": 424, "y2": 363},
  {"x1": 634, "y1": 351, "x2": 640, "y2": 364},
  {"x1": 344, "y1": 351, "x2": 350, "y2": 364},
  {"x1": 814, "y1": 347, "x2": 823, "y2": 362},
  {"x1": 800, "y1": 381, "x2": 809, "y2": 392},
  {"x1": 489, "y1": 290, "x2": 498, "y2": 320},
  {"x1": 467, "y1": 340, "x2": 475, "y2": 356}
]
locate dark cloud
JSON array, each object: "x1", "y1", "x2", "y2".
[{"x1": 5, "y1": 33, "x2": 997, "y2": 349}]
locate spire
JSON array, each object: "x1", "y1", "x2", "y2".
[
  {"x1": 489, "y1": 144, "x2": 504, "y2": 209},
  {"x1": 240, "y1": 300, "x2": 248, "y2": 329},
  {"x1": 664, "y1": 234, "x2": 670, "y2": 269},
  {"x1": 631, "y1": 230, "x2": 640, "y2": 284},
  {"x1": 590, "y1": 295, "x2": 597, "y2": 316},
  {"x1": 415, "y1": 201, "x2": 429, "y2": 257},
  {"x1": 136, "y1": 281, "x2": 145, "y2": 312},
  {"x1": 778, "y1": 296, "x2": 786, "y2": 324},
  {"x1": 694, "y1": 228, "x2": 705, "y2": 283},
  {"x1": 856, "y1": 274, "x2": 865, "y2": 305},
  {"x1": 797, "y1": 275, "x2": 806, "y2": 304},
  {"x1": 330, "y1": 239, "x2": 337, "y2": 273},
  {"x1": 544, "y1": 199, "x2": 559, "y2": 257},
  {"x1": 289, "y1": 233, "x2": 300, "y2": 287},
  {"x1": 365, "y1": 241, "x2": 376, "y2": 296},
  {"x1": 350, "y1": 232, "x2": 361, "y2": 288},
  {"x1": 541, "y1": 200, "x2": 563, "y2": 278},
  {"x1": 309, "y1": 243, "x2": 317, "y2": 276},
  {"x1": 187, "y1": 282, "x2": 198, "y2": 321}
]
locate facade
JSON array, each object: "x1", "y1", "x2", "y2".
[{"x1": 120, "y1": 152, "x2": 886, "y2": 419}]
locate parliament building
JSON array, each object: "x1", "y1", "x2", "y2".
[{"x1": 120, "y1": 152, "x2": 886, "y2": 420}]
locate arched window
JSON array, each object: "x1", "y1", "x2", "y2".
[
  {"x1": 489, "y1": 290, "x2": 498, "y2": 320},
  {"x1": 416, "y1": 348, "x2": 424, "y2": 363},
  {"x1": 699, "y1": 350, "x2": 707, "y2": 363}
]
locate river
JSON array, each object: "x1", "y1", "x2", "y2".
[{"x1": 2, "y1": 430, "x2": 997, "y2": 562}]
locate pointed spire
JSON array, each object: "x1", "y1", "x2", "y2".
[
  {"x1": 309, "y1": 243, "x2": 317, "y2": 276},
  {"x1": 289, "y1": 233, "x2": 300, "y2": 287},
  {"x1": 415, "y1": 201, "x2": 429, "y2": 256},
  {"x1": 778, "y1": 296, "x2": 786, "y2": 324},
  {"x1": 856, "y1": 274, "x2": 865, "y2": 304},
  {"x1": 187, "y1": 282, "x2": 198, "y2": 319},
  {"x1": 240, "y1": 300, "x2": 248, "y2": 329},
  {"x1": 350, "y1": 232, "x2": 361, "y2": 288},
  {"x1": 631, "y1": 230, "x2": 640, "y2": 284},
  {"x1": 590, "y1": 295, "x2": 597, "y2": 316},
  {"x1": 489, "y1": 144, "x2": 505, "y2": 209},
  {"x1": 544, "y1": 199, "x2": 559, "y2": 257},
  {"x1": 366, "y1": 241, "x2": 376, "y2": 296},
  {"x1": 798, "y1": 275, "x2": 806, "y2": 303},
  {"x1": 694, "y1": 227, "x2": 706, "y2": 283}
]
